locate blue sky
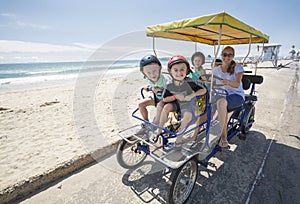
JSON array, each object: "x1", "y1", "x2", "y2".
[{"x1": 0, "y1": 0, "x2": 299, "y2": 63}]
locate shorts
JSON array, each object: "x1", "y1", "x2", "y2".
[
  {"x1": 226, "y1": 94, "x2": 244, "y2": 111},
  {"x1": 168, "y1": 101, "x2": 192, "y2": 115},
  {"x1": 149, "y1": 94, "x2": 162, "y2": 106},
  {"x1": 213, "y1": 94, "x2": 244, "y2": 113}
]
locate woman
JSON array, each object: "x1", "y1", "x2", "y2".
[{"x1": 214, "y1": 46, "x2": 245, "y2": 148}]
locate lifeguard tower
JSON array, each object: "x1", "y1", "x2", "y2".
[{"x1": 257, "y1": 44, "x2": 281, "y2": 67}]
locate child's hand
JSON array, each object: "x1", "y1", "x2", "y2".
[
  {"x1": 199, "y1": 76, "x2": 207, "y2": 81},
  {"x1": 143, "y1": 86, "x2": 151, "y2": 92},
  {"x1": 153, "y1": 87, "x2": 163, "y2": 94},
  {"x1": 175, "y1": 94, "x2": 185, "y2": 101},
  {"x1": 184, "y1": 94, "x2": 195, "y2": 101}
]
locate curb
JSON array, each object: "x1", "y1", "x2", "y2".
[{"x1": 0, "y1": 141, "x2": 120, "y2": 204}]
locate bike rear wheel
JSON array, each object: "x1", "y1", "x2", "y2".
[
  {"x1": 168, "y1": 156, "x2": 198, "y2": 204},
  {"x1": 242, "y1": 106, "x2": 255, "y2": 135}
]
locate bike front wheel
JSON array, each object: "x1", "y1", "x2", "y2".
[{"x1": 116, "y1": 139, "x2": 147, "y2": 169}]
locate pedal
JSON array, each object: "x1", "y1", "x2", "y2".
[
  {"x1": 218, "y1": 144, "x2": 230, "y2": 151},
  {"x1": 208, "y1": 162, "x2": 217, "y2": 169}
]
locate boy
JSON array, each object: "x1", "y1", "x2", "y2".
[
  {"x1": 136, "y1": 55, "x2": 168, "y2": 135},
  {"x1": 155, "y1": 55, "x2": 207, "y2": 146}
]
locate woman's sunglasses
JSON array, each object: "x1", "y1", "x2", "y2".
[{"x1": 222, "y1": 53, "x2": 234, "y2": 57}]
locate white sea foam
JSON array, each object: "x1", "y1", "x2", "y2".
[{"x1": 0, "y1": 66, "x2": 138, "y2": 93}]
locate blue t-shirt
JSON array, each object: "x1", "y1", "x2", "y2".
[
  {"x1": 213, "y1": 64, "x2": 244, "y2": 99},
  {"x1": 188, "y1": 67, "x2": 205, "y2": 81},
  {"x1": 188, "y1": 71, "x2": 201, "y2": 81}
]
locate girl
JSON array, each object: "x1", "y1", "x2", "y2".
[{"x1": 189, "y1": 51, "x2": 206, "y2": 80}]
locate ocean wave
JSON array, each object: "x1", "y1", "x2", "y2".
[{"x1": 0, "y1": 60, "x2": 139, "y2": 79}]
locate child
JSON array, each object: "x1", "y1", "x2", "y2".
[
  {"x1": 213, "y1": 58, "x2": 222, "y2": 67},
  {"x1": 136, "y1": 54, "x2": 168, "y2": 135},
  {"x1": 188, "y1": 51, "x2": 206, "y2": 81},
  {"x1": 155, "y1": 55, "x2": 207, "y2": 146}
]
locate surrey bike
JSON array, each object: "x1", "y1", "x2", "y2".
[{"x1": 116, "y1": 12, "x2": 268, "y2": 204}]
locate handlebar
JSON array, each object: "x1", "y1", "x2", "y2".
[
  {"x1": 140, "y1": 86, "x2": 163, "y2": 99},
  {"x1": 200, "y1": 74, "x2": 224, "y2": 87}
]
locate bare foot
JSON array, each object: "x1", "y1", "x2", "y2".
[{"x1": 219, "y1": 138, "x2": 229, "y2": 148}]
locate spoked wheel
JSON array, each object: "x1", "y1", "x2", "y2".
[
  {"x1": 168, "y1": 156, "x2": 198, "y2": 204},
  {"x1": 116, "y1": 138, "x2": 147, "y2": 169},
  {"x1": 242, "y1": 106, "x2": 255, "y2": 135}
]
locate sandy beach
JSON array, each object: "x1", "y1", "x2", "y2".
[
  {"x1": 0, "y1": 68, "x2": 147, "y2": 201},
  {"x1": 0, "y1": 61, "x2": 299, "y2": 203}
]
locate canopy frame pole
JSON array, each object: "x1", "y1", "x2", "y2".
[
  {"x1": 195, "y1": 42, "x2": 197, "y2": 52},
  {"x1": 213, "y1": 45, "x2": 216, "y2": 56},
  {"x1": 242, "y1": 35, "x2": 252, "y2": 66},
  {"x1": 209, "y1": 25, "x2": 222, "y2": 104},
  {"x1": 152, "y1": 35, "x2": 157, "y2": 57},
  {"x1": 255, "y1": 41, "x2": 265, "y2": 75}
]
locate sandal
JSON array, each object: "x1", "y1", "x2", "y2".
[
  {"x1": 219, "y1": 139, "x2": 229, "y2": 148},
  {"x1": 148, "y1": 132, "x2": 159, "y2": 143}
]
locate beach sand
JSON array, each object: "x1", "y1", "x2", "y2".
[
  {"x1": 0, "y1": 61, "x2": 299, "y2": 203},
  {"x1": 0, "y1": 69, "x2": 148, "y2": 201}
]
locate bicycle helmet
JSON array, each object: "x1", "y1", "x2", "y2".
[
  {"x1": 139, "y1": 55, "x2": 161, "y2": 72},
  {"x1": 167, "y1": 55, "x2": 191, "y2": 75},
  {"x1": 191, "y1": 51, "x2": 205, "y2": 66}
]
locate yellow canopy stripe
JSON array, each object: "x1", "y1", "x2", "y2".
[{"x1": 145, "y1": 12, "x2": 269, "y2": 45}]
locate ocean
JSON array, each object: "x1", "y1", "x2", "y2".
[
  {"x1": 3, "y1": 57, "x2": 283, "y2": 93},
  {"x1": 0, "y1": 60, "x2": 144, "y2": 92}
]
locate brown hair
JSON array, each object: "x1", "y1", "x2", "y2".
[
  {"x1": 191, "y1": 51, "x2": 205, "y2": 66},
  {"x1": 222, "y1": 46, "x2": 236, "y2": 75}
]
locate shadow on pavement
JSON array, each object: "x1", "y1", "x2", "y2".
[{"x1": 121, "y1": 130, "x2": 300, "y2": 204}]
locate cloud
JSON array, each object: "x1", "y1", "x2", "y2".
[
  {"x1": 13, "y1": 56, "x2": 39, "y2": 61},
  {"x1": 72, "y1": 42, "x2": 101, "y2": 50},
  {"x1": 0, "y1": 12, "x2": 52, "y2": 30},
  {"x1": 16, "y1": 20, "x2": 53, "y2": 30},
  {"x1": 0, "y1": 40, "x2": 97, "y2": 63},
  {"x1": 0, "y1": 13, "x2": 17, "y2": 18},
  {"x1": 0, "y1": 40, "x2": 94, "y2": 53}
]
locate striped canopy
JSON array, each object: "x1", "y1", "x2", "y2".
[{"x1": 145, "y1": 12, "x2": 269, "y2": 45}]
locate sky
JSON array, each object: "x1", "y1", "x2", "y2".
[{"x1": 0, "y1": 0, "x2": 299, "y2": 63}]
